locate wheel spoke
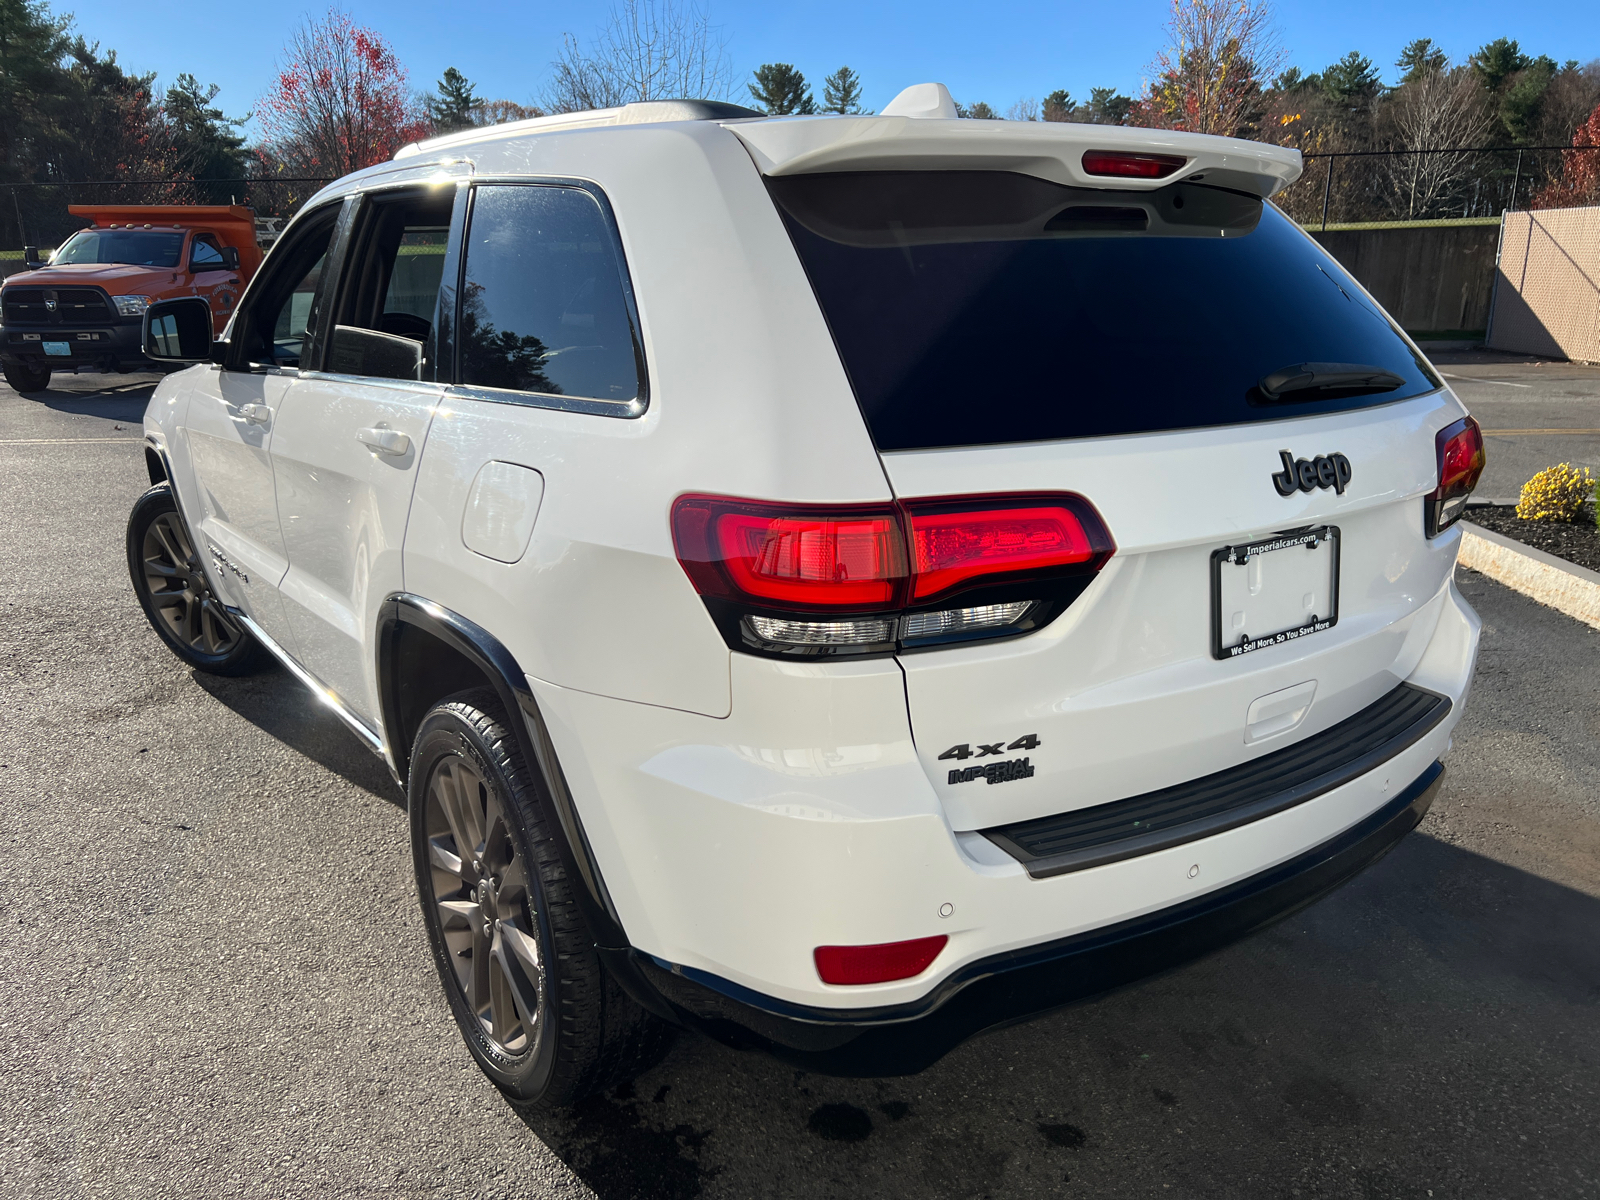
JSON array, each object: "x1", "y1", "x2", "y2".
[
  {"x1": 495, "y1": 922, "x2": 542, "y2": 1040},
  {"x1": 433, "y1": 761, "x2": 485, "y2": 865},
  {"x1": 151, "y1": 590, "x2": 188, "y2": 609},
  {"x1": 180, "y1": 591, "x2": 201, "y2": 645},
  {"x1": 151, "y1": 520, "x2": 187, "y2": 569},
  {"x1": 488, "y1": 935, "x2": 523, "y2": 1045},
  {"x1": 428, "y1": 839, "x2": 465, "y2": 878},
  {"x1": 437, "y1": 898, "x2": 480, "y2": 929},
  {"x1": 468, "y1": 924, "x2": 492, "y2": 1014},
  {"x1": 497, "y1": 852, "x2": 531, "y2": 910},
  {"x1": 143, "y1": 559, "x2": 182, "y2": 580}
]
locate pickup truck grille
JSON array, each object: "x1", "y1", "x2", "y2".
[
  {"x1": 982, "y1": 683, "x2": 1451, "y2": 878},
  {"x1": 2, "y1": 287, "x2": 116, "y2": 325}
]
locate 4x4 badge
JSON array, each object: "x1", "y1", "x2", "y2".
[{"x1": 1272, "y1": 450, "x2": 1352, "y2": 497}]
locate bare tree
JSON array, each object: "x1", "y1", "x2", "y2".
[
  {"x1": 1380, "y1": 67, "x2": 1492, "y2": 219},
  {"x1": 544, "y1": 0, "x2": 733, "y2": 114},
  {"x1": 1005, "y1": 97, "x2": 1040, "y2": 122},
  {"x1": 1137, "y1": 0, "x2": 1285, "y2": 137}
]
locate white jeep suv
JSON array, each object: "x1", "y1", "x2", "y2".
[{"x1": 128, "y1": 84, "x2": 1484, "y2": 1106}]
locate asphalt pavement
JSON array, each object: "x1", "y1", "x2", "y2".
[{"x1": 2, "y1": 373, "x2": 1598, "y2": 1200}]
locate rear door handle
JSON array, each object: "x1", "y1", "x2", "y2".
[
  {"x1": 356, "y1": 427, "x2": 411, "y2": 456},
  {"x1": 239, "y1": 403, "x2": 271, "y2": 426}
]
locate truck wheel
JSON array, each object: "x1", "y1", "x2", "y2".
[
  {"x1": 126, "y1": 485, "x2": 269, "y2": 676},
  {"x1": 3, "y1": 363, "x2": 50, "y2": 393},
  {"x1": 409, "y1": 689, "x2": 670, "y2": 1107}
]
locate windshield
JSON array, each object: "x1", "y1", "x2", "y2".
[
  {"x1": 767, "y1": 171, "x2": 1442, "y2": 452},
  {"x1": 54, "y1": 229, "x2": 185, "y2": 268}
]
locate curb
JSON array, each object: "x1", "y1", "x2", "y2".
[{"x1": 1457, "y1": 520, "x2": 1600, "y2": 631}]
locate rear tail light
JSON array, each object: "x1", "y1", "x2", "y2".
[
  {"x1": 814, "y1": 935, "x2": 947, "y2": 985},
  {"x1": 1426, "y1": 416, "x2": 1486, "y2": 537},
  {"x1": 671, "y1": 493, "x2": 1114, "y2": 657},
  {"x1": 1081, "y1": 150, "x2": 1187, "y2": 179}
]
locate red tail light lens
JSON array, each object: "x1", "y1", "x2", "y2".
[
  {"x1": 1426, "y1": 416, "x2": 1486, "y2": 536},
  {"x1": 814, "y1": 935, "x2": 948, "y2": 985},
  {"x1": 906, "y1": 498, "x2": 1113, "y2": 602},
  {"x1": 672, "y1": 492, "x2": 1115, "y2": 654},
  {"x1": 1081, "y1": 150, "x2": 1187, "y2": 179},
  {"x1": 671, "y1": 496, "x2": 906, "y2": 610}
]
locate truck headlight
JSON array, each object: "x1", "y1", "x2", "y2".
[{"x1": 112, "y1": 295, "x2": 152, "y2": 317}]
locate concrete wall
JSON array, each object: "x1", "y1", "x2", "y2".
[
  {"x1": 1309, "y1": 221, "x2": 1501, "y2": 335},
  {"x1": 1488, "y1": 207, "x2": 1600, "y2": 364}
]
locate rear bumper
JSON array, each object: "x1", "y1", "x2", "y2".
[
  {"x1": 3, "y1": 321, "x2": 147, "y2": 371},
  {"x1": 623, "y1": 759, "x2": 1442, "y2": 1075}
]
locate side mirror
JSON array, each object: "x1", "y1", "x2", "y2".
[
  {"x1": 144, "y1": 297, "x2": 217, "y2": 363},
  {"x1": 23, "y1": 245, "x2": 45, "y2": 267},
  {"x1": 220, "y1": 246, "x2": 241, "y2": 271}
]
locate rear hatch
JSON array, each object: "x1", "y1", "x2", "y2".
[{"x1": 762, "y1": 159, "x2": 1469, "y2": 832}]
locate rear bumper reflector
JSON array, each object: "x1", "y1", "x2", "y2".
[{"x1": 982, "y1": 683, "x2": 1451, "y2": 879}]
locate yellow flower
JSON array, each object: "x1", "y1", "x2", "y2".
[{"x1": 1515, "y1": 463, "x2": 1595, "y2": 522}]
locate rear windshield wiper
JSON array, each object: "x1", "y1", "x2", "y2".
[{"x1": 1255, "y1": 362, "x2": 1407, "y2": 403}]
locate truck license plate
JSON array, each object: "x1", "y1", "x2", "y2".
[
  {"x1": 1210, "y1": 526, "x2": 1340, "y2": 660},
  {"x1": 43, "y1": 341, "x2": 71, "y2": 356}
]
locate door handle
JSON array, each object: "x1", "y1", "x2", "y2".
[
  {"x1": 356, "y1": 426, "x2": 411, "y2": 456},
  {"x1": 240, "y1": 403, "x2": 271, "y2": 426}
]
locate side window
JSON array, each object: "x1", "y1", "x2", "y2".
[
  {"x1": 190, "y1": 234, "x2": 226, "y2": 271},
  {"x1": 235, "y1": 204, "x2": 341, "y2": 370},
  {"x1": 457, "y1": 185, "x2": 642, "y2": 406},
  {"x1": 324, "y1": 189, "x2": 454, "y2": 382}
]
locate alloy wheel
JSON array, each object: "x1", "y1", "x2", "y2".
[
  {"x1": 140, "y1": 512, "x2": 245, "y2": 656},
  {"x1": 424, "y1": 755, "x2": 545, "y2": 1056}
]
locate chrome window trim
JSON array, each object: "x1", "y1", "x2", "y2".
[
  {"x1": 443, "y1": 381, "x2": 645, "y2": 419},
  {"x1": 299, "y1": 370, "x2": 446, "y2": 396}
]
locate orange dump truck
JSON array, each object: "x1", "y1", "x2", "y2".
[{"x1": 1, "y1": 205, "x2": 263, "y2": 392}]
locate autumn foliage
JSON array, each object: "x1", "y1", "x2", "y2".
[
  {"x1": 257, "y1": 9, "x2": 430, "y2": 176},
  {"x1": 1531, "y1": 102, "x2": 1600, "y2": 208}
]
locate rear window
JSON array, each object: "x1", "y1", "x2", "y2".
[{"x1": 767, "y1": 171, "x2": 1441, "y2": 452}]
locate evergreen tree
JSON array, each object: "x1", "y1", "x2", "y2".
[
  {"x1": 165, "y1": 74, "x2": 247, "y2": 201},
  {"x1": 1470, "y1": 38, "x2": 1530, "y2": 93},
  {"x1": 821, "y1": 65, "x2": 863, "y2": 114},
  {"x1": 0, "y1": 0, "x2": 69, "y2": 183},
  {"x1": 1396, "y1": 38, "x2": 1447, "y2": 83},
  {"x1": 960, "y1": 101, "x2": 999, "y2": 120},
  {"x1": 1088, "y1": 86, "x2": 1132, "y2": 124},
  {"x1": 429, "y1": 66, "x2": 480, "y2": 133},
  {"x1": 1321, "y1": 52, "x2": 1381, "y2": 102},
  {"x1": 1042, "y1": 89, "x2": 1073, "y2": 120},
  {"x1": 749, "y1": 63, "x2": 814, "y2": 115}
]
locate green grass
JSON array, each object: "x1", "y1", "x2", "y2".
[{"x1": 1303, "y1": 216, "x2": 1502, "y2": 232}]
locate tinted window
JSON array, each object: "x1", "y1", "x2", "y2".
[
  {"x1": 235, "y1": 204, "x2": 340, "y2": 369},
  {"x1": 55, "y1": 229, "x2": 184, "y2": 268},
  {"x1": 458, "y1": 185, "x2": 641, "y2": 403},
  {"x1": 768, "y1": 171, "x2": 1441, "y2": 451},
  {"x1": 190, "y1": 235, "x2": 226, "y2": 269}
]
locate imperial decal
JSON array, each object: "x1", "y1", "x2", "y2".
[
  {"x1": 1272, "y1": 450, "x2": 1352, "y2": 496},
  {"x1": 939, "y1": 734, "x2": 1040, "y2": 786}
]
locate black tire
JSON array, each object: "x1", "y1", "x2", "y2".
[
  {"x1": 4, "y1": 362, "x2": 50, "y2": 393},
  {"x1": 409, "y1": 688, "x2": 670, "y2": 1107},
  {"x1": 126, "y1": 484, "x2": 270, "y2": 676}
]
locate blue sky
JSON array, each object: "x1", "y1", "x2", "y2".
[{"x1": 62, "y1": 0, "x2": 1600, "y2": 134}]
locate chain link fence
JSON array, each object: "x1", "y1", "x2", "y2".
[{"x1": 1273, "y1": 144, "x2": 1600, "y2": 228}]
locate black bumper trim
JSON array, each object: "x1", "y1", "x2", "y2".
[
  {"x1": 626, "y1": 760, "x2": 1443, "y2": 1076},
  {"x1": 984, "y1": 683, "x2": 1450, "y2": 878}
]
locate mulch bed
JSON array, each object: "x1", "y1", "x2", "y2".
[{"x1": 1465, "y1": 504, "x2": 1600, "y2": 574}]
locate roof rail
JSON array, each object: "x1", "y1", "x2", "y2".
[{"x1": 395, "y1": 98, "x2": 763, "y2": 160}]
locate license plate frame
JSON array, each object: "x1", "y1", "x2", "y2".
[
  {"x1": 1210, "y1": 525, "x2": 1340, "y2": 660},
  {"x1": 42, "y1": 341, "x2": 72, "y2": 357}
]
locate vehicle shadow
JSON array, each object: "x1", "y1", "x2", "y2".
[
  {"x1": 191, "y1": 665, "x2": 401, "y2": 804},
  {"x1": 9, "y1": 375, "x2": 159, "y2": 422},
  {"x1": 512, "y1": 830, "x2": 1600, "y2": 1200}
]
